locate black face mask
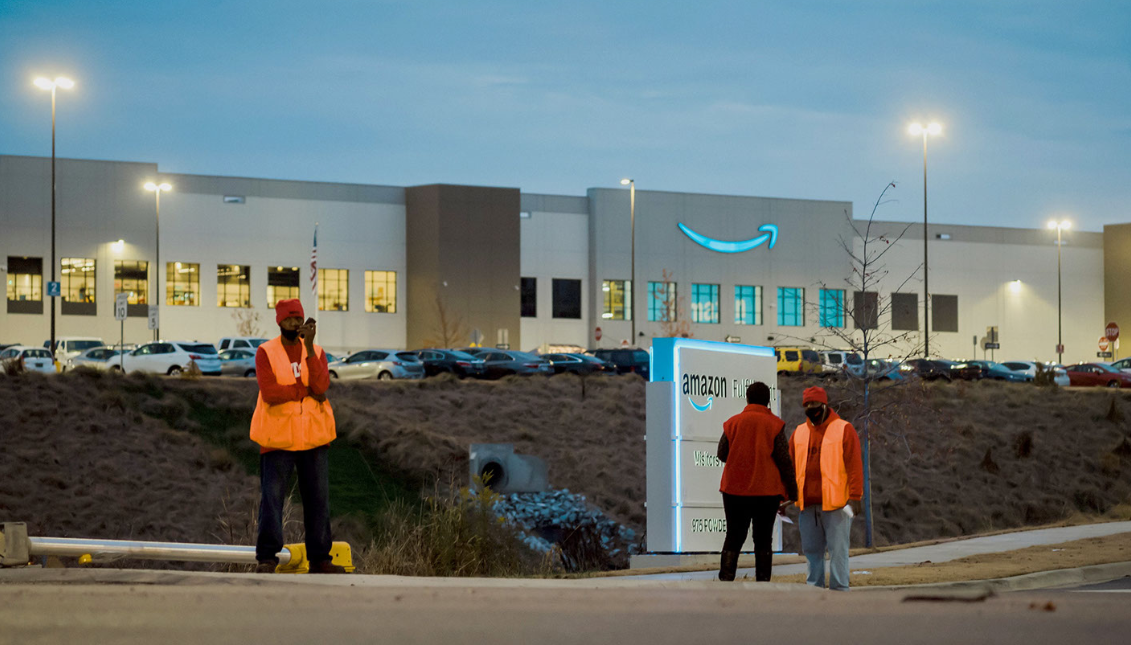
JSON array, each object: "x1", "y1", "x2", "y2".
[
  {"x1": 280, "y1": 328, "x2": 300, "y2": 341},
  {"x1": 805, "y1": 407, "x2": 826, "y2": 424}
]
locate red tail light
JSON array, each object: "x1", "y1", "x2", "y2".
[
  {"x1": 189, "y1": 354, "x2": 204, "y2": 360},
  {"x1": 523, "y1": 363, "x2": 540, "y2": 368},
  {"x1": 456, "y1": 361, "x2": 471, "y2": 367},
  {"x1": 392, "y1": 361, "x2": 403, "y2": 366}
]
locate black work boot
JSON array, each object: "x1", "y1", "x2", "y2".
[
  {"x1": 754, "y1": 550, "x2": 773, "y2": 582},
  {"x1": 255, "y1": 561, "x2": 278, "y2": 574},
  {"x1": 718, "y1": 550, "x2": 739, "y2": 581},
  {"x1": 309, "y1": 560, "x2": 349, "y2": 574}
]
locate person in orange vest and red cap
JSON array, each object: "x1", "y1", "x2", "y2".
[
  {"x1": 251, "y1": 299, "x2": 345, "y2": 574},
  {"x1": 789, "y1": 385, "x2": 862, "y2": 590}
]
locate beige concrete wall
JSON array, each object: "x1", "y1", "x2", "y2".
[{"x1": 1104, "y1": 223, "x2": 1131, "y2": 359}]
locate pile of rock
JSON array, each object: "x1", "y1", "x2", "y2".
[{"x1": 492, "y1": 488, "x2": 639, "y2": 571}]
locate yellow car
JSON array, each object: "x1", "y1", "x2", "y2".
[{"x1": 774, "y1": 347, "x2": 822, "y2": 376}]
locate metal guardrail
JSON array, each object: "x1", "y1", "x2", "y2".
[
  {"x1": 1, "y1": 522, "x2": 291, "y2": 566},
  {"x1": 28, "y1": 536, "x2": 293, "y2": 565}
]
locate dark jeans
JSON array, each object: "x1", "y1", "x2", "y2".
[
  {"x1": 722, "y1": 493, "x2": 780, "y2": 580},
  {"x1": 256, "y1": 445, "x2": 333, "y2": 564}
]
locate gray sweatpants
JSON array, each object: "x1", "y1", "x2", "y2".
[{"x1": 798, "y1": 505, "x2": 852, "y2": 591}]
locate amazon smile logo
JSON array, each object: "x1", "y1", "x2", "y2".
[
  {"x1": 677, "y1": 223, "x2": 779, "y2": 253},
  {"x1": 688, "y1": 396, "x2": 713, "y2": 412}
]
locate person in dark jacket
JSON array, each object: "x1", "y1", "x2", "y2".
[{"x1": 716, "y1": 381, "x2": 798, "y2": 581}]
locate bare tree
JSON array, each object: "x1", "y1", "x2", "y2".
[
  {"x1": 423, "y1": 289, "x2": 468, "y2": 349},
  {"x1": 231, "y1": 310, "x2": 264, "y2": 338},
  {"x1": 653, "y1": 269, "x2": 692, "y2": 338},
  {"x1": 782, "y1": 182, "x2": 926, "y2": 547}
]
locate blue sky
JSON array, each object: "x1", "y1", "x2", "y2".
[{"x1": 2, "y1": 0, "x2": 1129, "y2": 230}]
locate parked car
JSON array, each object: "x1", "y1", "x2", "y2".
[
  {"x1": 218, "y1": 337, "x2": 269, "y2": 351},
  {"x1": 0, "y1": 346, "x2": 55, "y2": 374},
  {"x1": 1110, "y1": 358, "x2": 1131, "y2": 373},
  {"x1": 900, "y1": 358, "x2": 953, "y2": 381},
  {"x1": 0, "y1": 343, "x2": 21, "y2": 352},
  {"x1": 66, "y1": 347, "x2": 123, "y2": 371},
  {"x1": 1063, "y1": 363, "x2": 1131, "y2": 388},
  {"x1": 45, "y1": 337, "x2": 104, "y2": 367},
  {"x1": 474, "y1": 350, "x2": 554, "y2": 379},
  {"x1": 119, "y1": 341, "x2": 222, "y2": 376},
  {"x1": 864, "y1": 358, "x2": 904, "y2": 381},
  {"x1": 775, "y1": 347, "x2": 822, "y2": 376},
  {"x1": 328, "y1": 350, "x2": 425, "y2": 380},
  {"x1": 541, "y1": 353, "x2": 610, "y2": 375},
  {"x1": 218, "y1": 348, "x2": 257, "y2": 377},
  {"x1": 591, "y1": 348, "x2": 651, "y2": 379},
  {"x1": 999, "y1": 361, "x2": 1070, "y2": 386},
  {"x1": 819, "y1": 350, "x2": 865, "y2": 378},
  {"x1": 962, "y1": 360, "x2": 1029, "y2": 382},
  {"x1": 408, "y1": 349, "x2": 487, "y2": 378},
  {"x1": 937, "y1": 360, "x2": 982, "y2": 381}
]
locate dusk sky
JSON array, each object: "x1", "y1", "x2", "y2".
[{"x1": 2, "y1": 1, "x2": 1128, "y2": 231}]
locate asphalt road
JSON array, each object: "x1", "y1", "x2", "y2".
[{"x1": 1, "y1": 580, "x2": 1129, "y2": 645}]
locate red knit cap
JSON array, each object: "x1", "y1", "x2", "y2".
[
  {"x1": 275, "y1": 298, "x2": 304, "y2": 326},
  {"x1": 802, "y1": 386, "x2": 828, "y2": 406}
]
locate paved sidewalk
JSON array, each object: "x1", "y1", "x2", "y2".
[{"x1": 633, "y1": 521, "x2": 1131, "y2": 581}]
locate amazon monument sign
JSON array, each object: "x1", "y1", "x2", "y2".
[{"x1": 646, "y1": 338, "x2": 781, "y2": 553}]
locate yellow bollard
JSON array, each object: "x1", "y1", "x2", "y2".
[{"x1": 275, "y1": 541, "x2": 354, "y2": 574}]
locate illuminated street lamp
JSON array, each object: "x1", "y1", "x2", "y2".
[
  {"x1": 908, "y1": 122, "x2": 942, "y2": 358},
  {"x1": 34, "y1": 75, "x2": 75, "y2": 365},
  {"x1": 1048, "y1": 219, "x2": 1071, "y2": 364},
  {"x1": 620, "y1": 178, "x2": 636, "y2": 344},
  {"x1": 144, "y1": 182, "x2": 172, "y2": 341}
]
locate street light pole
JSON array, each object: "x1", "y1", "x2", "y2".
[
  {"x1": 621, "y1": 178, "x2": 636, "y2": 344},
  {"x1": 145, "y1": 182, "x2": 172, "y2": 341},
  {"x1": 1048, "y1": 220, "x2": 1070, "y2": 364},
  {"x1": 909, "y1": 122, "x2": 941, "y2": 358},
  {"x1": 34, "y1": 76, "x2": 73, "y2": 366}
]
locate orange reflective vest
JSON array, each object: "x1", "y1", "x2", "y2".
[
  {"x1": 249, "y1": 337, "x2": 336, "y2": 451},
  {"x1": 791, "y1": 419, "x2": 850, "y2": 511}
]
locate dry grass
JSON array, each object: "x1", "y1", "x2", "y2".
[
  {"x1": 4, "y1": 368, "x2": 1131, "y2": 573},
  {"x1": 772, "y1": 531, "x2": 1131, "y2": 587},
  {"x1": 0, "y1": 369, "x2": 259, "y2": 558},
  {"x1": 353, "y1": 485, "x2": 553, "y2": 577}
]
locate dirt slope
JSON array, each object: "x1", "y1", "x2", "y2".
[{"x1": 3, "y1": 370, "x2": 1131, "y2": 554}]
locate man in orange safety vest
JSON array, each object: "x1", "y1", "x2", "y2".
[
  {"x1": 251, "y1": 299, "x2": 345, "y2": 574},
  {"x1": 789, "y1": 386, "x2": 862, "y2": 590}
]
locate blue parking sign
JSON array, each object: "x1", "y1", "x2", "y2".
[{"x1": 47, "y1": 281, "x2": 61, "y2": 297}]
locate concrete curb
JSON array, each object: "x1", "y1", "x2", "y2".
[
  {"x1": 0, "y1": 567, "x2": 819, "y2": 592},
  {"x1": 863, "y1": 561, "x2": 1131, "y2": 593}
]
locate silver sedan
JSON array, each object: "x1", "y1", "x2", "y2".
[
  {"x1": 66, "y1": 347, "x2": 123, "y2": 371},
  {"x1": 218, "y1": 348, "x2": 257, "y2": 377},
  {"x1": 328, "y1": 349, "x2": 425, "y2": 381}
]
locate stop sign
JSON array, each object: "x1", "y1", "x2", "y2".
[
  {"x1": 1106, "y1": 322, "x2": 1120, "y2": 341},
  {"x1": 595, "y1": 326, "x2": 603, "y2": 341},
  {"x1": 1099, "y1": 337, "x2": 1111, "y2": 352}
]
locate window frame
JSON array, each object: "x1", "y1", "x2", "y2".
[
  {"x1": 691, "y1": 283, "x2": 720, "y2": 324},
  {"x1": 166, "y1": 261, "x2": 200, "y2": 307},
  {"x1": 364, "y1": 270, "x2": 397, "y2": 313},
  {"x1": 318, "y1": 268, "x2": 349, "y2": 312},
  {"x1": 777, "y1": 287, "x2": 805, "y2": 327},
  {"x1": 819, "y1": 288, "x2": 845, "y2": 328},
  {"x1": 266, "y1": 266, "x2": 301, "y2": 309},
  {"x1": 734, "y1": 285, "x2": 762, "y2": 326},
  {"x1": 602, "y1": 279, "x2": 632, "y2": 321},
  {"x1": 217, "y1": 264, "x2": 251, "y2": 308},
  {"x1": 647, "y1": 281, "x2": 677, "y2": 323}
]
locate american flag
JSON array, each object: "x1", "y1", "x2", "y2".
[{"x1": 309, "y1": 224, "x2": 318, "y2": 301}]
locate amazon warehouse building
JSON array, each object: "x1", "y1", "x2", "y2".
[{"x1": 2, "y1": 153, "x2": 1130, "y2": 364}]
